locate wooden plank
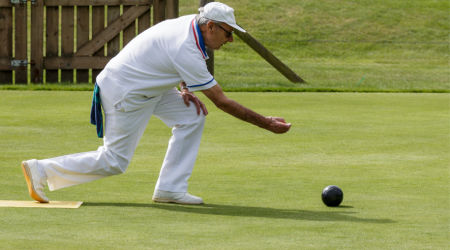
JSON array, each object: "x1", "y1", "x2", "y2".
[
  {"x1": 235, "y1": 29, "x2": 306, "y2": 83},
  {"x1": 107, "y1": 5, "x2": 120, "y2": 57},
  {"x1": 153, "y1": 0, "x2": 165, "y2": 25},
  {"x1": 0, "y1": 1, "x2": 13, "y2": 7},
  {"x1": 46, "y1": 6, "x2": 59, "y2": 83},
  {"x1": 122, "y1": 6, "x2": 135, "y2": 48},
  {"x1": 44, "y1": 56, "x2": 113, "y2": 69},
  {"x1": 61, "y1": 6, "x2": 74, "y2": 83},
  {"x1": 76, "y1": 6, "x2": 89, "y2": 83},
  {"x1": 0, "y1": 57, "x2": 10, "y2": 71},
  {"x1": 91, "y1": 5, "x2": 105, "y2": 83},
  {"x1": 0, "y1": 200, "x2": 83, "y2": 208},
  {"x1": 0, "y1": 7, "x2": 12, "y2": 83},
  {"x1": 44, "y1": 0, "x2": 152, "y2": 7},
  {"x1": 137, "y1": 4, "x2": 151, "y2": 34},
  {"x1": 166, "y1": 0, "x2": 178, "y2": 19},
  {"x1": 75, "y1": 6, "x2": 150, "y2": 56},
  {"x1": 14, "y1": 4, "x2": 27, "y2": 84},
  {"x1": 31, "y1": 0, "x2": 44, "y2": 83}
]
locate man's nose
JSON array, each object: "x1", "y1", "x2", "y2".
[{"x1": 228, "y1": 34, "x2": 234, "y2": 42}]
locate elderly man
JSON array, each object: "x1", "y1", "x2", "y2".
[{"x1": 21, "y1": 2, "x2": 291, "y2": 205}]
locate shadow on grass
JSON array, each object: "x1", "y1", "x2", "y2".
[{"x1": 83, "y1": 202, "x2": 393, "y2": 223}]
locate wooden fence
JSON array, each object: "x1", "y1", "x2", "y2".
[{"x1": 0, "y1": 0, "x2": 179, "y2": 84}]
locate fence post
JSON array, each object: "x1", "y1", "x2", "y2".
[
  {"x1": 166, "y1": 0, "x2": 178, "y2": 19},
  {"x1": 31, "y1": 0, "x2": 44, "y2": 83},
  {"x1": 77, "y1": 6, "x2": 90, "y2": 83},
  {"x1": 91, "y1": 5, "x2": 105, "y2": 83},
  {"x1": 15, "y1": 3, "x2": 27, "y2": 84},
  {"x1": 153, "y1": 0, "x2": 166, "y2": 25},
  {"x1": 46, "y1": 6, "x2": 58, "y2": 83},
  {"x1": 199, "y1": 0, "x2": 214, "y2": 76},
  {"x1": 138, "y1": 1, "x2": 152, "y2": 34},
  {"x1": 122, "y1": 6, "x2": 136, "y2": 48},
  {"x1": 0, "y1": 4, "x2": 12, "y2": 83},
  {"x1": 61, "y1": 6, "x2": 74, "y2": 83},
  {"x1": 107, "y1": 5, "x2": 121, "y2": 58}
]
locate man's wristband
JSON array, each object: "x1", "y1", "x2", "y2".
[{"x1": 180, "y1": 85, "x2": 188, "y2": 90}]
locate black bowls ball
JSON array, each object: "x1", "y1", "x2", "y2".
[{"x1": 322, "y1": 185, "x2": 343, "y2": 207}]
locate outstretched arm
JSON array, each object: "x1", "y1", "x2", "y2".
[{"x1": 201, "y1": 84, "x2": 291, "y2": 134}]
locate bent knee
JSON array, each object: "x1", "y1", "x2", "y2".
[{"x1": 102, "y1": 148, "x2": 131, "y2": 175}]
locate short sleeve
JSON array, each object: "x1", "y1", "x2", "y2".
[{"x1": 173, "y1": 44, "x2": 217, "y2": 92}]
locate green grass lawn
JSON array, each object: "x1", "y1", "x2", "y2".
[{"x1": 0, "y1": 91, "x2": 448, "y2": 249}]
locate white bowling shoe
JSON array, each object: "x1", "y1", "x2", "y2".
[
  {"x1": 152, "y1": 189, "x2": 203, "y2": 204},
  {"x1": 21, "y1": 159, "x2": 49, "y2": 203}
]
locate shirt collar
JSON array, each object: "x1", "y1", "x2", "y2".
[{"x1": 191, "y1": 19, "x2": 209, "y2": 60}]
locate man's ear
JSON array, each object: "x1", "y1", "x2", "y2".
[{"x1": 206, "y1": 20, "x2": 215, "y2": 32}]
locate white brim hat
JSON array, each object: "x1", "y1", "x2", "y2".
[{"x1": 199, "y1": 2, "x2": 246, "y2": 33}]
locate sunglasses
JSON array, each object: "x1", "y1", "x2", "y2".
[{"x1": 218, "y1": 25, "x2": 234, "y2": 38}]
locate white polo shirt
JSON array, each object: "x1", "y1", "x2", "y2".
[{"x1": 96, "y1": 14, "x2": 217, "y2": 109}]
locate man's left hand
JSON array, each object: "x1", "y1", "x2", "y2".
[{"x1": 181, "y1": 88, "x2": 208, "y2": 115}]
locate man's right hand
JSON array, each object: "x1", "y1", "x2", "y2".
[
  {"x1": 180, "y1": 82, "x2": 208, "y2": 116},
  {"x1": 266, "y1": 116, "x2": 291, "y2": 134}
]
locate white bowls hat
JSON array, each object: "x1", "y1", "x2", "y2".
[{"x1": 199, "y1": 2, "x2": 246, "y2": 33}]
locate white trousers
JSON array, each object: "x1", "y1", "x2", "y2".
[{"x1": 37, "y1": 87, "x2": 206, "y2": 192}]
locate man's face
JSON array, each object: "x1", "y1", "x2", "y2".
[{"x1": 204, "y1": 22, "x2": 234, "y2": 50}]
